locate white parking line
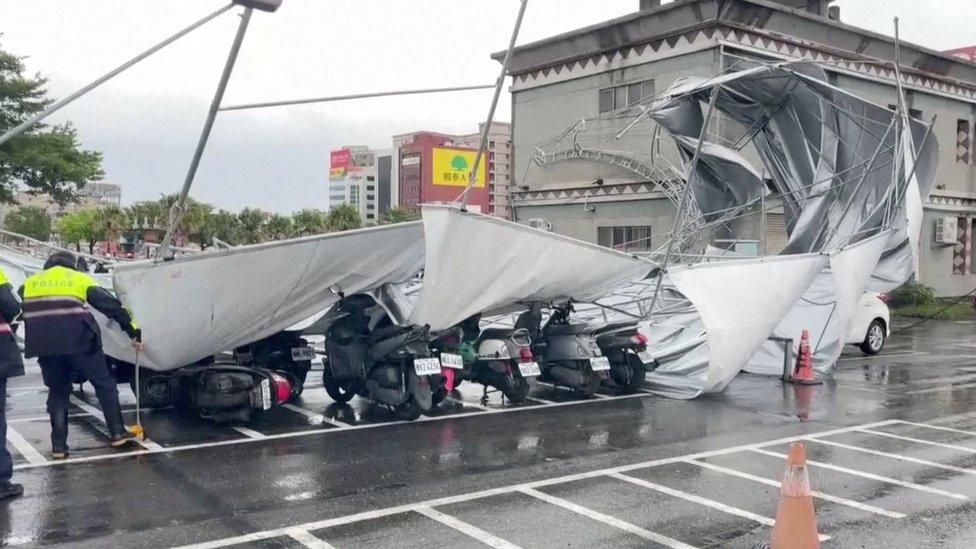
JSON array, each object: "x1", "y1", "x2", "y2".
[
  {"x1": 8, "y1": 411, "x2": 90, "y2": 424},
  {"x1": 172, "y1": 419, "x2": 899, "y2": 549},
  {"x1": 856, "y1": 428, "x2": 976, "y2": 454},
  {"x1": 750, "y1": 448, "x2": 968, "y2": 500},
  {"x1": 69, "y1": 395, "x2": 164, "y2": 451},
  {"x1": 682, "y1": 459, "x2": 905, "y2": 518},
  {"x1": 15, "y1": 390, "x2": 660, "y2": 470},
  {"x1": 231, "y1": 426, "x2": 266, "y2": 439},
  {"x1": 837, "y1": 352, "x2": 926, "y2": 362},
  {"x1": 5, "y1": 425, "x2": 47, "y2": 465},
  {"x1": 895, "y1": 420, "x2": 976, "y2": 437},
  {"x1": 607, "y1": 472, "x2": 774, "y2": 527},
  {"x1": 446, "y1": 396, "x2": 493, "y2": 412},
  {"x1": 281, "y1": 403, "x2": 350, "y2": 428},
  {"x1": 285, "y1": 528, "x2": 335, "y2": 549},
  {"x1": 414, "y1": 506, "x2": 521, "y2": 549},
  {"x1": 518, "y1": 487, "x2": 696, "y2": 549},
  {"x1": 905, "y1": 381, "x2": 976, "y2": 395},
  {"x1": 806, "y1": 437, "x2": 976, "y2": 477},
  {"x1": 526, "y1": 396, "x2": 555, "y2": 405}
]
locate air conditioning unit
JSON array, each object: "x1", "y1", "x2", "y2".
[
  {"x1": 933, "y1": 216, "x2": 958, "y2": 245},
  {"x1": 527, "y1": 218, "x2": 553, "y2": 232}
]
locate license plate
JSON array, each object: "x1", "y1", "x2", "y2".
[
  {"x1": 589, "y1": 357, "x2": 611, "y2": 371},
  {"x1": 440, "y1": 353, "x2": 464, "y2": 369},
  {"x1": 637, "y1": 351, "x2": 655, "y2": 364},
  {"x1": 414, "y1": 357, "x2": 442, "y2": 376},
  {"x1": 517, "y1": 361, "x2": 541, "y2": 377},
  {"x1": 291, "y1": 346, "x2": 316, "y2": 361},
  {"x1": 260, "y1": 378, "x2": 271, "y2": 410}
]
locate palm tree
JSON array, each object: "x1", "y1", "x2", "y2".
[
  {"x1": 292, "y1": 208, "x2": 327, "y2": 236},
  {"x1": 92, "y1": 205, "x2": 129, "y2": 254},
  {"x1": 325, "y1": 204, "x2": 362, "y2": 232},
  {"x1": 265, "y1": 213, "x2": 294, "y2": 241},
  {"x1": 238, "y1": 207, "x2": 266, "y2": 244}
]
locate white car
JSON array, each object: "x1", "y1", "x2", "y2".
[{"x1": 847, "y1": 292, "x2": 890, "y2": 355}]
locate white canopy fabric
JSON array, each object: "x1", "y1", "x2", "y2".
[
  {"x1": 668, "y1": 253, "x2": 826, "y2": 394},
  {"x1": 747, "y1": 232, "x2": 890, "y2": 375},
  {"x1": 112, "y1": 222, "x2": 425, "y2": 371},
  {"x1": 408, "y1": 204, "x2": 655, "y2": 331}
]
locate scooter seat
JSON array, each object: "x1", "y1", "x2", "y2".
[
  {"x1": 478, "y1": 328, "x2": 517, "y2": 341},
  {"x1": 368, "y1": 324, "x2": 414, "y2": 343},
  {"x1": 590, "y1": 322, "x2": 637, "y2": 336},
  {"x1": 547, "y1": 323, "x2": 589, "y2": 336}
]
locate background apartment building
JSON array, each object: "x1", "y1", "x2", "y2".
[{"x1": 498, "y1": 0, "x2": 976, "y2": 296}]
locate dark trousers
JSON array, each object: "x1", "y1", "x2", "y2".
[
  {"x1": 39, "y1": 350, "x2": 125, "y2": 451},
  {"x1": 0, "y1": 379, "x2": 10, "y2": 483}
]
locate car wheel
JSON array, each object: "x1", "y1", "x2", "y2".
[{"x1": 859, "y1": 319, "x2": 886, "y2": 355}]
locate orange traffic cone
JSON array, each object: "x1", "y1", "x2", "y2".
[
  {"x1": 771, "y1": 442, "x2": 821, "y2": 549},
  {"x1": 786, "y1": 330, "x2": 822, "y2": 385}
]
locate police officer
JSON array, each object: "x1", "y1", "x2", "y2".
[
  {"x1": 20, "y1": 251, "x2": 143, "y2": 459},
  {"x1": 0, "y1": 267, "x2": 25, "y2": 500}
]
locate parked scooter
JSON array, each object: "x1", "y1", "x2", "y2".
[
  {"x1": 590, "y1": 322, "x2": 655, "y2": 393},
  {"x1": 322, "y1": 289, "x2": 442, "y2": 421},
  {"x1": 518, "y1": 301, "x2": 608, "y2": 397},
  {"x1": 430, "y1": 314, "x2": 539, "y2": 405}
]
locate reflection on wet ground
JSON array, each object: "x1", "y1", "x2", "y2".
[{"x1": 1, "y1": 318, "x2": 974, "y2": 547}]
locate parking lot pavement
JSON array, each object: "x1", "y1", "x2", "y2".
[{"x1": 1, "y1": 319, "x2": 975, "y2": 547}]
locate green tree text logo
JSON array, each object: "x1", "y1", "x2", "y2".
[{"x1": 451, "y1": 155, "x2": 468, "y2": 171}]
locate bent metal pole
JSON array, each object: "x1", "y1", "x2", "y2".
[
  {"x1": 456, "y1": 0, "x2": 529, "y2": 210},
  {"x1": 0, "y1": 3, "x2": 234, "y2": 148},
  {"x1": 156, "y1": 7, "x2": 254, "y2": 259},
  {"x1": 219, "y1": 84, "x2": 496, "y2": 111}
]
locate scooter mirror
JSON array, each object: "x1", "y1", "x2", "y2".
[{"x1": 328, "y1": 284, "x2": 343, "y2": 296}]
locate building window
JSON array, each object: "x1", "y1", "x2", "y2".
[
  {"x1": 599, "y1": 89, "x2": 615, "y2": 113},
  {"x1": 599, "y1": 79, "x2": 654, "y2": 113},
  {"x1": 957, "y1": 119, "x2": 972, "y2": 164},
  {"x1": 489, "y1": 140, "x2": 495, "y2": 149},
  {"x1": 598, "y1": 226, "x2": 651, "y2": 251},
  {"x1": 954, "y1": 217, "x2": 973, "y2": 275}
]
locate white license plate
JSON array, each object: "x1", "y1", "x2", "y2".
[
  {"x1": 517, "y1": 361, "x2": 541, "y2": 377},
  {"x1": 260, "y1": 378, "x2": 272, "y2": 410},
  {"x1": 291, "y1": 346, "x2": 316, "y2": 361},
  {"x1": 589, "y1": 357, "x2": 611, "y2": 371},
  {"x1": 637, "y1": 351, "x2": 655, "y2": 365},
  {"x1": 414, "y1": 357, "x2": 442, "y2": 376},
  {"x1": 440, "y1": 353, "x2": 464, "y2": 369}
]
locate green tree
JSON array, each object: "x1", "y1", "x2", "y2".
[
  {"x1": 0, "y1": 45, "x2": 103, "y2": 204},
  {"x1": 238, "y1": 207, "x2": 266, "y2": 244},
  {"x1": 265, "y1": 213, "x2": 294, "y2": 241},
  {"x1": 92, "y1": 205, "x2": 128, "y2": 254},
  {"x1": 382, "y1": 207, "x2": 420, "y2": 225},
  {"x1": 325, "y1": 204, "x2": 362, "y2": 232},
  {"x1": 292, "y1": 208, "x2": 327, "y2": 236},
  {"x1": 3, "y1": 205, "x2": 51, "y2": 240},
  {"x1": 158, "y1": 194, "x2": 213, "y2": 248},
  {"x1": 205, "y1": 209, "x2": 242, "y2": 247},
  {"x1": 57, "y1": 209, "x2": 101, "y2": 253}
]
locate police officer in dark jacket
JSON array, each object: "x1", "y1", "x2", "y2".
[
  {"x1": 19, "y1": 251, "x2": 143, "y2": 459},
  {"x1": 0, "y1": 267, "x2": 25, "y2": 500}
]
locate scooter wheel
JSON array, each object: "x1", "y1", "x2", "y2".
[
  {"x1": 394, "y1": 399, "x2": 422, "y2": 421},
  {"x1": 624, "y1": 362, "x2": 647, "y2": 394},
  {"x1": 575, "y1": 370, "x2": 601, "y2": 398},
  {"x1": 502, "y1": 376, "x2": 531, "y2": 404},
  {"x1": 323, "y1": 369, "x2": 355, "y2": 404}
]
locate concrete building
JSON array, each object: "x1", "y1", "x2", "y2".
[
  {"x1": 4, "y1": 182, "x2": 123, "y2": 219},
  {"x1": 496, "y1": 0, "x2": 976, "y2": 296},
  {"x1": 455, "y1": 122, "x2": 514, "y2": 217},
  {"x1": 328, "y1": 146, "x2": 395, "y2": 225},
  {"x1": 392, "y1": 131, "x2": 490, "y2": 214}
]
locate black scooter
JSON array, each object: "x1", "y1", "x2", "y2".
[{"x1": 322, "y1": 291, "x2": 442, "y2": 421}]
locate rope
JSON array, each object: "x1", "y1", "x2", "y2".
[{"x1": 898, "y1": 287, "x2": 976, "y2": 330}]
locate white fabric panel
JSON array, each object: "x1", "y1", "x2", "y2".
[
  {"x1": 409, "y1": 204, "x2": 654, "y2": 331},
  {"x1": 112, "y1": 223, "x2": 424, "y2": 371},
  {"x1": 669, "y1": 253, "x2": 826, "y2": 393},
  {"x1": 747, "y1": 232, "x2": 888, "y2": 375}
]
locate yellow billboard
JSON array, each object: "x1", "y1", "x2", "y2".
[{"x1": 432, "y1": 147, "x2": 487, "y2": 187}]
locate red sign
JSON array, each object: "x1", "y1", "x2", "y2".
[
  {"x1": 945, "y1": 46, "x2": 976, "y2": 62},
  {"x1": 330, "y1": 149, "x2": 351, "y2": 170}
]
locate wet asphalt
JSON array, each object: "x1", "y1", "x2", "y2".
[{"x1": 1, "y1": 318, "x2": 976, "y2": 548}]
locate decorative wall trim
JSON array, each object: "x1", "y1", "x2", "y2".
[
  {"x1": 510, "y1": 26, "x2": 976, "y2": 105},
  {"x1": 512, "y1": 182, "x2": 667, "y2": 205}
]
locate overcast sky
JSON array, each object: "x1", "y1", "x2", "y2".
[{"x1": 1, "y1": 0, "x2": 973, "y2": 213}]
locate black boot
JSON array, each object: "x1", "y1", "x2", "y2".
[{"x1": 0, "y1": 483, "x2": 23, "y2": 501}]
